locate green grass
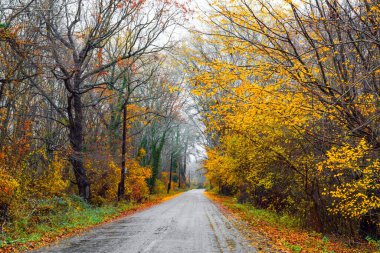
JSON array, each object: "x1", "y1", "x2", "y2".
[
  {"x1": 226, "y1": 198, "x2": 301, "y2": 230},
  {"x1": 366, "y1": 236, "x2": 380, "y2": 251},
  {"x1": 282, "y1": 241, "x2": 303, "y2": 253},
  {"x1": 0, "y1": 196, "x2": 136, "y2": 248}
]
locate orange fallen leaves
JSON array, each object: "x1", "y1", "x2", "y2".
[{"x1": 205, "y1": 192, "x2": 376, "y2": 253}]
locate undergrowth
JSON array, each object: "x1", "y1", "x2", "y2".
[
  {"x1": 231, "y1": 201, "x2": 301, "y2": 230},
  {"x1": 206, "y1": 192, "x2": 377, "y2": 253},
  {"x1": 0, "y1": 191, "x2": 182, "y2": 251}
]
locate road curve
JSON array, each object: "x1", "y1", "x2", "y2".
[{"x1": 35, "y1": 189, "x2": 256, "y2": 253}]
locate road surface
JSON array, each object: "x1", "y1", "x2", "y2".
[{"x1": 35, "y1": 189, "x2": 256, "y2": 253}]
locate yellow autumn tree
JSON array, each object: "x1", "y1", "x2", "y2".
[
  {"x1": 318, "y1": 139, "x2": 380, "y2": 219},
  {"x1": 184, "y1": 0, "x2": 380, "y2": 236}
]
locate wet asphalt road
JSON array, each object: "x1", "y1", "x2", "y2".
[{"x1": 35, "y1": 189, "x2": 255, "y2": 253}]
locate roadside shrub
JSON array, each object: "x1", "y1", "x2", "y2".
[
  {"x1": 124, "y1": 159, "x2": 151, "y2": 202},
  {"x1": 86, "y1": 158, "x2": 119, "y2": 205},
  {"x1": 153, "y1": 178, "x2": 166, "y2": 194}
]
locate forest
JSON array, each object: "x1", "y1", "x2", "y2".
[
  {"x1": 0, "y1": 0, "x2": 202, "y2": 246},
  {"x1": 0, "y1": 0, "x2": 379, "y2": 251}
]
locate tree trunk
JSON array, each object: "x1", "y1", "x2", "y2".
[
  {"x1": 149, "y1": 132, "x2": 166, "y2": 193},
  {"x1": 0, "y1": 203, "x2": 8, "y2": 233},
  {"x1": 68, "y1": 92, "x2": 90, "y2": 201},
  {"x1": 309, "y1": 179, "x2": 324, "y2": 232},
  {"x1": 178, "y1": 159, "x2": 181, "y2": 188},
  {"x1": 108, "y1": 108, "x2": 121, "y2": 157},
  {"x1": 359, "y1": 209, "x2": 379, "y2": 238},
  {"x1": 118, "y1": 105, "x2": 127, "y2": 200},
  {"x1": 167, "y1": 153, "x2": 173, "y2": 194},
  {"x1": 183, "y1": 145, "x2": 187, "y2": 188}
]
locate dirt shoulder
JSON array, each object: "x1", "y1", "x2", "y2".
[{"x1": 205, "y1": 192, "x2": 377, "y2": 253}]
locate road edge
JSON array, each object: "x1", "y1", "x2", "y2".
[
  {"x1": 204, "y1": 191, "x2": 285, "y2": 253},
  {"x1": 1, "y1": 191, "x2": 185, "y2": 253}
]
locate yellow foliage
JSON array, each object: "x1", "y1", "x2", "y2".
[
  {"x1": 5, "y1": 148, "x2": 70, "y2": 200},
  {"x1": 318, "y1": 139, "x2": 380, "y2": 219},
  {"x1": 37, "y1": 160, "x2": 68, "y2": 197},
  {"x1": 124, "y1": 159, "x2": 151, "y2": 202},
  {"x1": 87, "y1": 157, "x2": 151, "y2": 204},
  {"x1": 87, "y1": 159, "x2": 120, "y2": 204},
  {"x1": 0, "y1": 169, "x2": 19, "y2": 205},
  {"x1": 183, "y1": 0, "x2": 380, "y2": 232}
]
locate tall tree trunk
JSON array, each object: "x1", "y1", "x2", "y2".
[
  {"x1": 68, "y1": 92, "x2": 90, "y2": 201},
  {"x1": 309, "y1": 179, "x2": 324, "y2": 232},
  {"x1": 149, "y1": 131, "x2": 166, "y2": 193},
  {"x1": 118, "y1": 105, "x2": 127, "y2": 200},
  {"x1": 0, "y1": 203, "x2": 8, "y2": 233},
  {"x1": 359, "y1": 209, "x2": 379, "y2": 238},
  {"x1": 183, "y1": 144, "x2": 187, "y2": 188},
  {"x1": 108, "y1": 107, "x2": 121, "y2": 157},
  {"x1": 178, "y1": 157, "x2": 181, "y2": 188},
  {"x1": 167, "y1": 153, "x2": 173, "y2": 194}
]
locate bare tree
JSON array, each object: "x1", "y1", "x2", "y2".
[{"x1": 30, "y1": 0, "x2": 179, "y2": 201}]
